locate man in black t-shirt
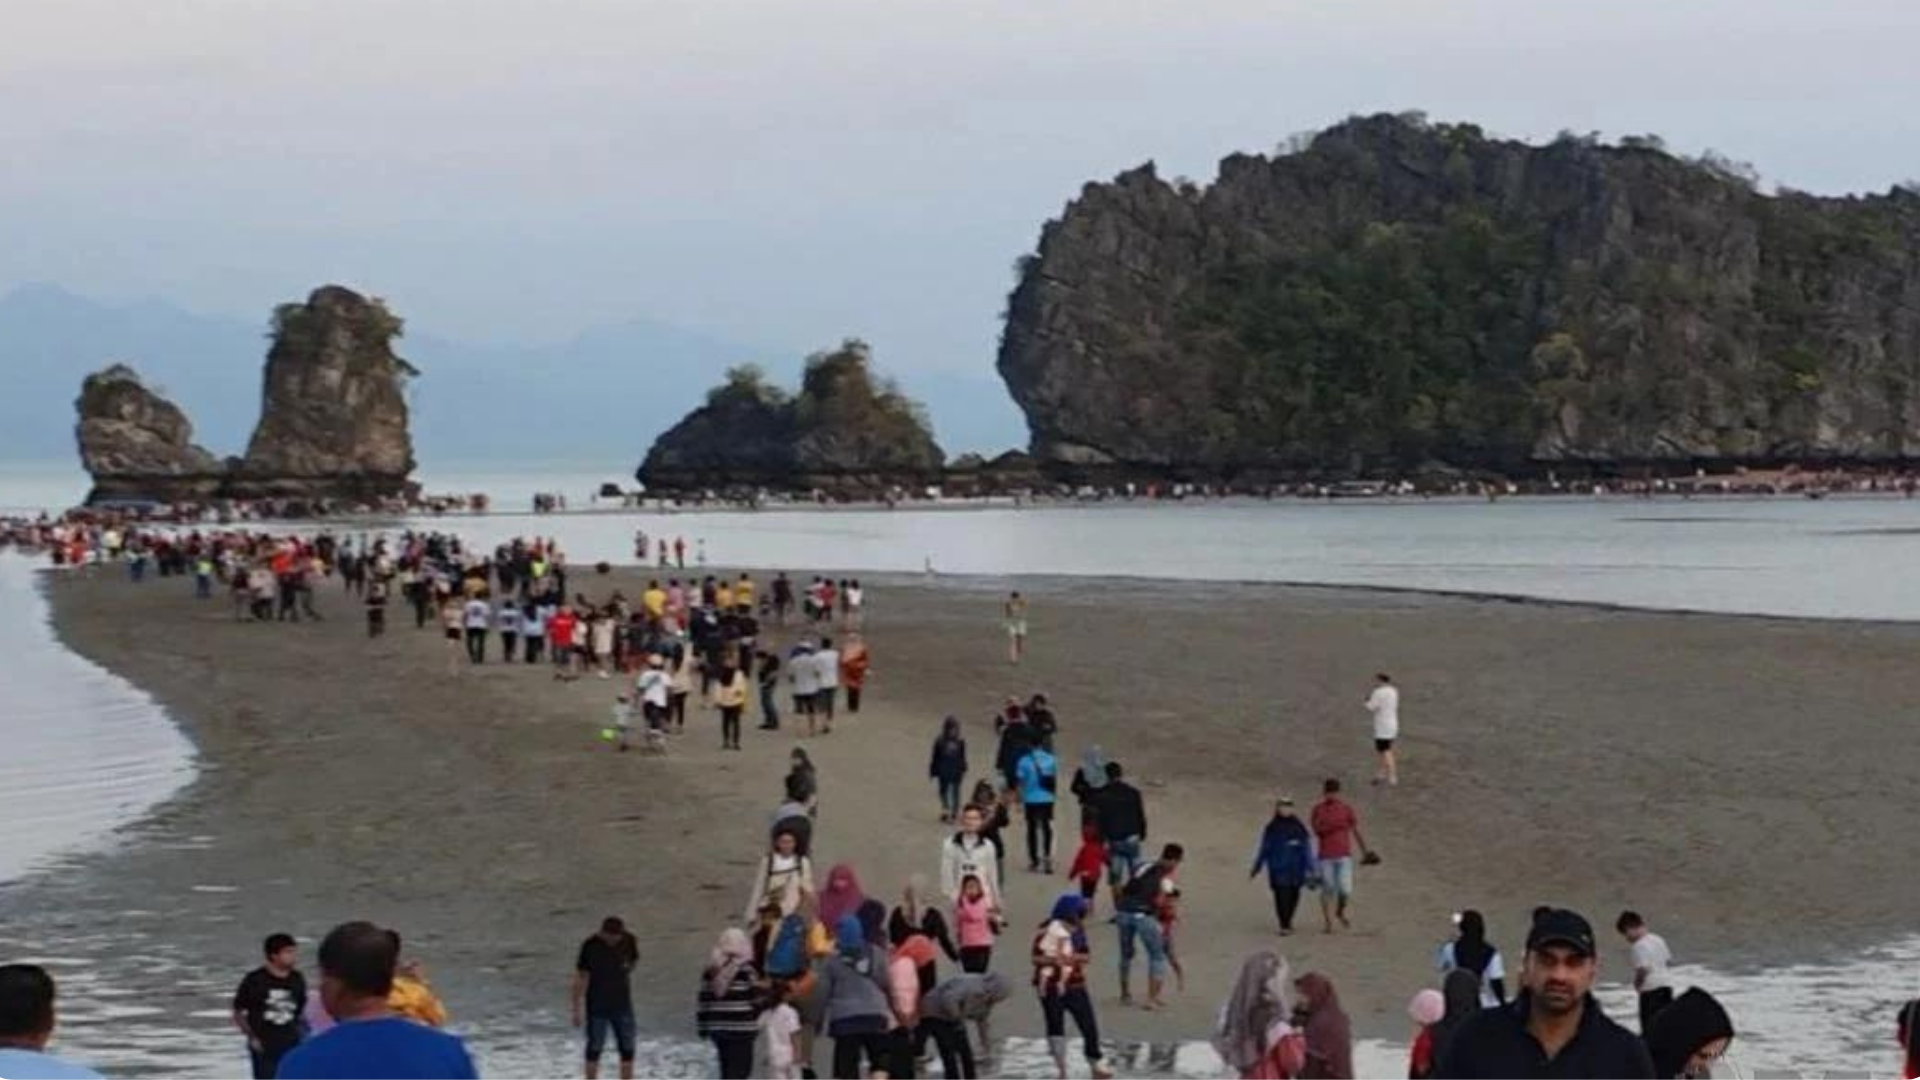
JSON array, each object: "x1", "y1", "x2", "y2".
[
  {"x1": 571, "y1": 916, "x2": 640, "y2": 1079},
  {"x1": 231, "y1": 932, "x2": 306, "y2": 1080}
]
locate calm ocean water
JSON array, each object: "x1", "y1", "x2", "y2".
[{"x1": 5, "y1": 460, "x2": 1920, "y2": 1074}]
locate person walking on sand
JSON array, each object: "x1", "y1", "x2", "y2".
[
  {"x1": 462, "y1": 593, "x2": 490, "y2": 665},
  {"x1": 636, "y1": 654, "x2": 672, "y2": 753},
  {"x1": 756, "y1": 649, "x2": 782, "y2": 731},
  {"x1": 839, "y1": 634, "x2": 870, "y2": 714},
  {"x1": 232, "y1": 933, "x2": 306, "y2": 1080},
  {"x1": 790, "y1": 642, "x2": 822, "y2": 736},
  {"x1": 1212, "y1": 951, "x2": 1306, "y2": 1080},
  {"x1": 1115, "y1": 843, "x2": 1182, "y2": 1010},
  {"x1": 1309, "y1": 779, "x2": 1371, "y2": 933},
  {"x1": 1004, "y1": 591, "x2": 1029, "y2": 664},
  {"x1": 0, "y1": 964, "x2": 105, "y2": 1080},
  {"x1": 695, "y1": 928, "x2": 762, "y2": 1080},
  {"x1": 1616, "y1": 911, "x2": 1674, "y2": 1033},
  {"x1": 920, "y1": 971, "x2": 1012, "y2": 1080},
  {"x1": 1291, "y1": 972, "x2": 1353, "y2": 1080},
  {"x1": 941, "y1": 804, "x2": 1003, "y2": 907},
  {"x1": 1091, "y1": 762, "x2": 1148, "y2": 904},
  {"x1": 674, "y1": 536, "x2": 686, "y2": 569},
  {"x1": 364, "y1": 577, "x2": 388, "y2": 639},
  {"x1": 930, "y1": 717, "x2": 969, "y2": 823},
  {"x1": 814, "y1": 637, "x2": 841, "y2": 728},
  {"x1": 714, "y1": 660, "x2": 749, "y2": 750},
  {"x1": 1365, "y1": 673, "x2": 1400, "y2": 786},
  {"x1": 1017, "y1": 740, "x2": 1060, "y2": 874},
  {"x1": 1433, "y1": 908, "x2": 1654, "y2": 1077},
  {"x1": 787, "y1": 748, "x2": 820, "y2": 818},
  {"x1": 1033, "y1": 893, "x2": 1111, "y2": 1080},
  {"x1": 572, "y1": 917, "x2": 639, "y2": 1080},
  {"x1": 1438, "y1": 910, "x2": 1508, "y2": 1008},
  {"x1": 440, "y1": 597, "x2": 465, "y2": 674},
  {"x1": 495, "y1": 595, "x2": 520, "y2": 663},
  {"x1": 746, "y1": 829, "x2": 816, "y2": 921},
  {"x1": 1250, "y1": 797, "x2": 1314, "y2": 936},
  {"x1": 952, "y1": 873, "x2": 1001, "y2": 974}
]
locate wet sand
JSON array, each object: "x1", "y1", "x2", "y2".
[{"x1": 20, "y1": 564, "x2": 1920, "y2": 1068}]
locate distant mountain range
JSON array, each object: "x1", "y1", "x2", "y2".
[{"x1": 0, "y1": 283, "x2": 1024, "y2": 465}]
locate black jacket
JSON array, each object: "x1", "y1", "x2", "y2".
[
  {"x1": 1092, "y1": 781, "x2": 1147, "y2": 843},
  {"x1": 1434, "y1": 992, "x2": 1655, "y2": 1079}
]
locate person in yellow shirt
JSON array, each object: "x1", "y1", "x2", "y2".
[
  {"x1": 384, "y1": 932, "x2": 449, "y2": 1027},
  {"x1": 642, "y1": 581, "x2": 667, "y2": 621},
  {"x1": 716, "y1": 582, "x2": 735, "y2": 610},
  {"x1": 735, "y1": 573, "x2": 755, "y2": 611},
  {"x1": 714, "y1": 661, "x2": 750, "y2": 751}
]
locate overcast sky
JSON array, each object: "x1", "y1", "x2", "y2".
[{"x1": 4, "y1": 0, "x2": 1917, "y2": 374}]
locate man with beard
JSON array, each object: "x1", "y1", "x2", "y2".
[{"x1": 1434, "y1": 908, "x2": 1653, "y2": 1077}]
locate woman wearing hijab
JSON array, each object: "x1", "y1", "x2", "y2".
[
  {"x1": 1644, "y1": 987, "x2": 1734, "y2": 1079},
  {"x1": 856, "y1": 899, "x2": 890, "y2": 959},
  {"x1": 1032, "y1": 893, "x2": 1112, "y2": 1080},
  {"x1": 1405, "y1": 989, "x2": 1445, "y2": 1080},
  {"x1": 1291, "y1": 972, "x2": 1354, "y2": 1080},
  {"x1": 1068, "y1": 745, "x2": 1109, "y2": 828},
  {"x1": 818, "y1": 864, "x2": 866, "y2": 931},
  {"x1": 1436, "y1": 910, "x2": 1506, "y2": 1007},
  {"x1": 889, "y1": 875, "x2": 960, "y2": 965},
  {"x1": 929, "y1": 717, "x2": 970, "y2": 823},
  {"x1": 1212, "y1": 951, "x2": 1306, "y2": 1079},
  {"x1": 696, "y1": 928, "x2": 763, "y2": 1080},
  {"x1": 816, "y1": 915, "x2": 897, "y2": 1080},
  {"x1": 888, "y1": 934, "x2": 938, "y2": 1077},
  {"x1": 1424, "y1": 969, "x2": 1481, "y2": 1077}
]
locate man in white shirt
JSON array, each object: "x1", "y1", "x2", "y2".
[
  {"x1": 1616, "y1": 910, "x2": 1673, "y2": 1033},
  {"x1": 1365, "y1": 672, "x2": 1401, "y2": 787},
  {"x1": 635, "y1": 655, "x2": 672, "y2": 753},
  {"x1": 813, "y1": 638, "x2": 842, "y2": 731}
]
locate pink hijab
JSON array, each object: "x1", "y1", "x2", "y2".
[{"x1": 819, "y1": 863, "x2": 866, "y2": 928}]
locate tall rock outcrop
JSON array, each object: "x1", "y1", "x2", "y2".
[
  {"x1": 998, "y1": 113, "x2": 1920, "y2": 478},
  {"x1": 75, "y1": 364, "x2": 224, "y2": 503},
  {"x1": 72, "y1": 285, "x2": 421, "y2": 506},
  {"x1": 230, "y1": 286, "x2": 418, "y2": 499},
  {"x1": 639, "y1": 340, "x2": 945, "y2": 496}
]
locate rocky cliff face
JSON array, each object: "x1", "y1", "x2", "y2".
[
  {"x1": 998, "y1": 114, "x2": 1920, "y2": 478},
  {"x1": 73, "y1": 285, "x2": 420, "y2": 506},
  {"x1": 75, "y1": 365, "x2": 224, "y2": 503},
  {"x1": 230, "y1": 286, "x2": 418, "y2": 499},
  {"x1": 639, "y1": 341, "x2": 945, "y2": 496}
]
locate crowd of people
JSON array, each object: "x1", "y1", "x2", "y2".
[{"x1": 8, "y1": 515, "x2": 1919, "y2": 1080}]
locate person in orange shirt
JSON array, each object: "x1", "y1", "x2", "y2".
[{"x1": 839, "y1": 634, "x2": 871, "y2": 714}]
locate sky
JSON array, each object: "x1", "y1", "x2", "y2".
[{"x1": 4, "y1": 0, "x2": 1919, "y2": 380}]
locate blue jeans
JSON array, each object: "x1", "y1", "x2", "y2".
[
  {"x1": 937, "y1": 777, "x2": 963, "y2": 818},
  {"x1": 1105, "y1": 837, "x2": 1142, "y2": 885},
  {"x1": 1116, "y1": 910, "x2": 1167, "y2": 981},
  {"x1": 585, "y1": 1011, "x2": 637, "y2": 1062},
  {"x1": 759, "y1": 683, "x2": 779, "y2": 728}
]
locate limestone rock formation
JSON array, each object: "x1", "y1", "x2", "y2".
[
  {"x1": 998, "y1": 113, "x2": 1920, "y2": 479},
  {"x1": 229, "y1": 286, "x2": 418, "y2": 499},
  {"x1": 73, "y1": 285, "x2": 420, "y2": 506},
  {"x1": 638, "y1": 341, "x2": 945, "y2": 497},
  {"x1": 75, "y1": 365, "x2": 224, "y2": 503}
]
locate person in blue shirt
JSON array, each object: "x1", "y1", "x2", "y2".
[
  {"x1": 1016, "y1": 744, "x2": 1059, "y2": 874},
  {"x1": 1248, "y1": 796, "x2": 1316, "y2": 936},
  {"x1": 0, "y1": 964, "x2": 104, "y2": 1080},
  {"x1": 275, "y1": 922, "x2": 478, "y2": 1080}
]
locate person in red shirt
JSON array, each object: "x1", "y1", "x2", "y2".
[
  {"x1": 548, "y1": 607, "x2": 579, "y2": 681},
  {"x1": 1308, "y1": 778, "x2": 1371, "y2": 933}
]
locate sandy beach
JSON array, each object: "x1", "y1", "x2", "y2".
[{"x1": 19, "y1": 562, "x2": 1920, "y2": 1070}]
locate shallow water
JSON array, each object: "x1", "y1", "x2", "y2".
[
  {"x1": 0, "y1": 555, "x2": 195, "y2": 884},
  {"x1": 343, "y1": 495, "x2": 1920, "y2": 622}
]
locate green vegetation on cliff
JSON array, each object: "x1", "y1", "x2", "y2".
[{"x1": 998, "y1": 113, "x2": 1920, "y2": 476}]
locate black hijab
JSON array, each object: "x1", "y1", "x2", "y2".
[
  {"x1": 1644, "y1": 988, "x2": 1734, "y2": 1079},
  {"x1": 1451, "y1": 910, "x2": 1495, "y2": 976},
  {"x1": 1428, "y1": 968, "x2": 1482, "y2": 1068}
]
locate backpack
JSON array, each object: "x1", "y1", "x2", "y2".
[{"x1": 765, "y1": 915, "x2": 809, "y2": 978}]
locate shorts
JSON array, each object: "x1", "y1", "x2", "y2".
[
  {"x1": 1374, "y1": 737, "x2": 1395, "y2": 753},
  {"x1": 643, "y1": 702, "x2": 668, "y2": 729},
  {"x1": 1318, "y1": 855, "x2": 1355, "y2": 899},
  {"x1": 794, "y1": 694, "x2": 815, "y2": 714},
  {"x1": 585, "y1": 1012, "x2": 637, "y2": 1061},
  {"x1": 1006, "y1": 620, "x2": 1028, "y2": 638}
]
